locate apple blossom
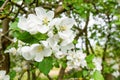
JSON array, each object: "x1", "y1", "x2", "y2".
[
  {"x1": 112, "y1": 70, "x2": 120, "y2": 78},
  {"x1": 67, "y1": 50, "x2": 87, "y2": 69},
  {"x1": 92, "y1": 57, "x2": 102, "y2": 71},
  {"x1": 0, "y1": 70, "x2": 10, "y2": 80},
  {"x1": 20, "y1": 46, "x2": 35, "y2": 60},
  {"x1": 31, "y1": 43, "x2": 52, "y2": 62}
]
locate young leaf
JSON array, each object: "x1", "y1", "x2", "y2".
[
  {"x1": 13, "y1": 31, "x2": 39, "y2": 44},
  {"x1": 9, "y1": 21, "x2": 20, "y2": 31},
  {"x1": 93, "y1": 70, "x2": 104, "y2": 80},
  {"x1": 38, "y1": 57, "x2": 53, "y2": 75}
]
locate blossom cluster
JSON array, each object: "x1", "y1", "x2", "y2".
[
  {"x1": 6, "y1": 7, "x2": 103, "y2": 71},
  {"x1": 16, "y1": 7, "x2": 88, "y2": 69}
]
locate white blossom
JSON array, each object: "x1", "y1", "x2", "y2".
[
  {"x1": 4, "y1": 47, "x2": 17, "y2": 55},
  {"x1": 92, "y1": 57, "x2": 102, "y2": 71},
  {"x1": 112, "y1": 63, "x2": 119, "y2": 70},
  {"x1": 0, "y1": 70, "x2": 10, "y2": 80},
  {"x1": 67, "y1": 50, "x2": 87, "y2": 69},
  {"x1": 112, "y1": 70, "x2": 120, "y2": 78},
  {"x1": 31, "y1": 43, "x2": 52, "y2": 62},
  {"x1": 20, "y1": 46, "x2": 35, "y2": 60},
  {"x1": 35, "y1": 7, "x2": 54, "y2": 33}
]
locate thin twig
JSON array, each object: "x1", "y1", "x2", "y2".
[
  {"x1": 84, "y1": 11, "x2": 90, "y2": 54},
  {"x1": 0, "y1": 0, "x2": 9, "y2": 12},
  {"x1": 47, "y1": 74, "x2": 53, "y2": 80},
  {"x1": 18, "y1": 71, "x2": 26, "y2": 80}
]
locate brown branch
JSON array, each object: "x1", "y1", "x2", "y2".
[
  {"x1": 87, "y1": 39, "x2": 95, "y2": 54},
  {"x1": 57, "y1": 67, "x2": 66, "y2": 80},
  {"x1": 10, "y1": 1, "x2": 27, "y2": 13},
  {"x1": 103, "y1": 14, "x2": 112, "y2": 57},
  {"x1": 0, "y1": 18, "x2": 11, "y2": 74},
  {"x1": 18, "y1": 71, "x2": 26, "y2": 80},
  {"x1": 47, "y1": 74, "x2": 53, "y2": 80},
  {"x1": 0, "y1": 0, "x2": 9, "y2": 12},
  {"x1": 84, "y1": 11, "x2": 90, "y2": 54},
  {"x1": 54, "y1": 5, "x2": 66, "y2": 17}
]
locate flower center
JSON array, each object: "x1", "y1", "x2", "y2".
[
  {"x1": 43, "y1": 17, "x2": 49, "y2": 25},
  {"x1": 36, "y1": 46, "x2": 44, "y2": 52},
  {"x1": 60, "y1": 26, "x2": 66, "y2": 31}
]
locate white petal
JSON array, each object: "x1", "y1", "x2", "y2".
[
  {"x1": 48, "y1": 18, "x2": 61, "y2": 28},
  {"x1": 61, "y1": 17, "x2": 75, "y2": 29},
  {"x1": 34, "y1": 53, "x2": 44, "y2": 62},
  {"x1": 60, "y1": 43, "x2": 74, "y2": 53},
  {"x1": 0, "y1": 70, "x2": 6, "y2": 77},
  {"x1": 46, "y1": 11, "x2": 54, "y2": 21},
  {"x1": 40, "y1": 41, "x2": 49, "y2": 48},
  {"x1": 31, "y1": 44, "x2": 41, "y2": 54},
  {"x1": 21, "y1": 46, "x2": 34, "y2": 60},
  {"x1": 28, "y1": 14, "x2": 42, "y2": 24},
  {"x1": 3, "y1": 75, "x2": 10, "y2": 80},
  {"x1": 47, "y1": 36, "x2": 59, "y2": 48},
  {"x1": 55, "y1": 51, "x2": 65, "y2": 59},
  {"x1": 35, "y1": 7, "x2": 46, "y2": 19},
  {"x1": 42, "y1": 48, "x2": 52, "y2": 57},
  {"x1": 18, "y1": 17, "x2": 27, "y2": 30},
  {"x1": 38, "y1": 25, "x2": 49, "y2": 33}
]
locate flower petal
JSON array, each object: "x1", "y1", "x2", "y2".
[
  {"x1": 35, "y1": 7, "x2": 46, "y2": 19},
  {"x1": 46, "y1": 11, "x2": 54, "y2": 21},
  {"x1": 42, "y1": 48, "x2": 52, "y2": 57},
  {"x1": 38, "y1": 25, "x2": 49, "y2": 33},
  {"x1": 18, "y1": 16, "x2": 27, "y2": 30},
  {"x1": 21, "y1": 46, "x2": 34, "y2": 60},
  {"x1": 34, "y1": 53, "x2": 44, "y2": 62}
]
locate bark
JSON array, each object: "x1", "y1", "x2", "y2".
[
  {"x1": 0, "y1": 18, "x2": 10, "y2": 74},
  {"x1": 105, "y1": 73, "x2": 115, "y2": 80},
  {"x1": 57, "y1": 67, "x2": 66, "y2": 80}
]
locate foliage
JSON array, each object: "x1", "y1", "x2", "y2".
[{"x1": 0, "y1": 0, "x2": 120, "y2": 80}]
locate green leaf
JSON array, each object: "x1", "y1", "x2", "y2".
[
  {"x1": 32, "y1": 33, "x2": 48, "y2": 41},
  {"x1": 10, "y1": 21, "x2": 20, "y2": 31},
  {"x1": 86, "y1": 54, "x2": 95, "y2": 69},
  {"x1": 13, "y1": 31, "x2": 39, "y2": 44},
  {"x1": 25, "y1": 0, "x2": 33, "y2": 4},
  {"x1": 0, "y1": 1, "x2": 4, "y2": 7},
  {"x1": 9, "y1": 70, "x2": 16, "y2": 80},
  {"x1": 93, "y1": 70, "x2": 104, "y2": 80},
  {"x1": 38, "y1": 57, "x2": 53, "y2": 75},
  {"x1": 82, "y1": 70, "x2": 88, "y2": 77},
  {"x1": 86, "y1": 54, "x2": 95, "y2": 62}
]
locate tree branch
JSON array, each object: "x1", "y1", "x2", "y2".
[
  {"x1": 57, "y1": 67, "x2": 66, "y2": 80},
  {"x1": 0, "y1": 0, "x2": 9, "y2": 12},
  {"x1": 84, "y1": 11, "x2": 90, "y2": 54}
]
